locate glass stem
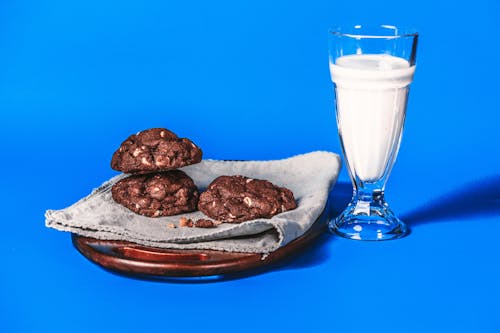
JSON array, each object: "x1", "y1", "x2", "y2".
[{"x1": 352, "y1": 182, "x2": 385, "y2": 216}]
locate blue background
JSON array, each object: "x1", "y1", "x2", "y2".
[{"x1": 2, "y1": 0, "x2": 500, "y2": 332}]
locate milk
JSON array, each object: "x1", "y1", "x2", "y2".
[{"x1": 330, "y1": 54, "x2": 415, "y2": 183}]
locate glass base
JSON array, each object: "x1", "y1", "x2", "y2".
[{"x1": 328, "y1": 196, "x2": 408, "y2": 241}]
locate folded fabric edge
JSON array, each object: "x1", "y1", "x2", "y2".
[{"x1": 45, "y1": 214, "x2": 284, "y2": 254}]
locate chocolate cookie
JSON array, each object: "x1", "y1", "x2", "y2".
[
  {"x1": 198, "y1": 175, "x2": 297, "y2": 223},
  {"x1": 111, "y1": 128, "x2": 202, "y2": 174},
  {"x1": 111, "y1": 170, "x2": 199, "y2": 217}
]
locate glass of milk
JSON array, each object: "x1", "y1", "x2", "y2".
[{"x1": 328, "y1": 25, "x2": 418, "y2": 241}]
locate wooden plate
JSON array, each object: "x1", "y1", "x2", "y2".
[{"x1": 72, "y1": 214, "x2": 328, "y2": 279}]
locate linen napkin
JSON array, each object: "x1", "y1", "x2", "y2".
[{"x1": 45, "y1": 151, "x2": 341, "y2": 253}]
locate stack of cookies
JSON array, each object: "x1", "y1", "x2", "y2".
[
  {"x1": 110, "y1": 128, "x2": 202, "y2": 218},
  {"x1": 110, "y1": 128, "x2": 297, "y2": 226}
]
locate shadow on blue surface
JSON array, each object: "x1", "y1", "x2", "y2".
[{"x1": 401, "y1": 175, "x2": 500, "y2": 225}]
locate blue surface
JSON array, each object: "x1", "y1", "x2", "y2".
[{"x1": 2, "y1": 0, "x2": 500, "y2": 332}]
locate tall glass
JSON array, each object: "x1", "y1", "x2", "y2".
[{"x1": 328, "y1": 25, "x2": 418, "y2": 241}]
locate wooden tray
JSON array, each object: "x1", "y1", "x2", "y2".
[{"x1": 72, "y1": 216, "x2": 328, "y2": 279}]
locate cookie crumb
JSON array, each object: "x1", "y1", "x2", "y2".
[
  {"x1": 179, "y1": 217, "x2": 194, "y2": 227},
  {"x1": 194, "y1": 219, "x2": 218, "y2": 228},
  {"x1": 167, "y1": 222, "x2": 176, "y2": 229}
]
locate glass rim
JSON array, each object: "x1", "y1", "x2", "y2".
[{"x1": 329, "y1": 24, "x2": 418, "y2": 39}]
